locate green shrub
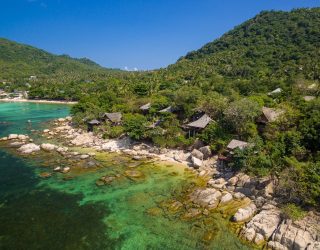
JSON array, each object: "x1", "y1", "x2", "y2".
[{"x1": 281, "y1": 204, "x2": 306, "y2": 221}]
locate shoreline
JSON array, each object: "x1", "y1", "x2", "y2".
[
  {"x1": 1, "y1": 116, "x2": 319, "y2": 249},
  {"x1": 0, "y1": 98, "x2": 78, "y2": 105}
]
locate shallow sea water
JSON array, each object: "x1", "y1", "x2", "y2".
[{"x1": 0, "y1": 102, "x2": 252, "y2": 250}]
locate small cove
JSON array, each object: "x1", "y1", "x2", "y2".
[{"x1": 0, "y1": 102, "x2": 252, "y2": 250}]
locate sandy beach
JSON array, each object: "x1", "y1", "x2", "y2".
[{"x1": 0, "y1": 98, "x2": 78, "y2": 105}]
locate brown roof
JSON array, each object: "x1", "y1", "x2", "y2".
[
  {"x1": 261, "y1": 107, "x2": 284, "y2": 123},
  {"x1": 102, "y1": 112, "x2": 122, "y2": 123},
  {"x1": 88, "y1": 119, "x2": 100, "y2": 125},
  {"x1": 187, "y1": 114, "x2": 212, "y2": 129},
  {"x1": 227, "y1": 139, "x2": 249, "y2": 150}
]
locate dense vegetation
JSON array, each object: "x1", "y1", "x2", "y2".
[{"x1": 0, "y1": 8, "x2": 319, "y2": 210}]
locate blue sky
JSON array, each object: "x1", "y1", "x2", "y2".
[{"x1": 1, "y1": 0, "x2": 319, "y2": 70}]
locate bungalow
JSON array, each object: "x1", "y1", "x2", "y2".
[
  {"x1": 268, "y1": 88, "x2": 282, "y2": 96},
  {"x1": 257, "y1": 107, "x2": 284, "y2": 124},
  {"x1": 87, "y1": 119, "x2": 100, "y2": 132},
  {"x1": 101, "y1": 112, "x2": 122, "y2": 125},
  {"x1": 227, "y1": 139, "x2": 250, "y2": 151},
  {"x1": 303, "y1": 96, "x2": 316, "y2": 102},
  {"x1": 159, "y1": 106, "x2": 173, "y2": 113},
  {"x1": 186, "y1": 114, "x2": 212, "y2": 137},
  {"x1": 218, "y1": 139, "x2": 251, "y2": 168},
  {"x1": 140, "y1": 103, "x2": 151, "y2": 113}
]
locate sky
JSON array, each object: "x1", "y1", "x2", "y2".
[{"x1": 0, "y1": 0, "x2": 319, "y2": 70}]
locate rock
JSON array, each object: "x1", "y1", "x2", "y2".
[
  {"x1": 57, "y1": 118, "x2": 65, "y2": 122},
  {"x1": 182, "y1": 208, "x2": 202, "y2": 219},
  {"x1": 232, "y1": 203, "x2": 256, "y2": 222},
  {"x1": 199, "y1": 146, "x2": 212, "y2": 160},
  {"x1": 88, "y1": 152, "x2": 96, "y2": 156},
  {"x1": 174, "y1": 152, "x2": 191, "y2": 162},
  {"x1": 41, "y1": 143, "x2": 57, "y2": 151},
  {"x1": 220, "y1": 193, "x2": 233, "y2": 204},
  {"x1": 236, "y1": 174, "x2": 251, "y2": 187},
  {"x1": 190, "y1": 188, "x2": 222, "y2": 209},
  {"x1": 271, "y1": 215, "x2": 320, "y2": 250},
  {"x1": 0, "y1": 137, "x2": 8, "y2": 141},
  {"x1": 191, "y1": 139, "x2": 205, "y2": 150},
  {"x1": 267, "y1": 241, "x2": 288, "y2": 250},
  {"x1": 124, "y1": 170, "x2": 144, "y2": 179},
  {"x1": 10, "y1": 141, "x2": 25, "y2": 147},
  {"x1": 80, "y1": 154, "x2": 89, "y2": 159},
  {"x1": 228, "y1": 176, "x2": 239, "y2": 186},
  {"x1": 53, "y1": 166, "x2": 61, "y2": 172},
  {"x1": 85, "y1": 161, "x2": 96, "y2": 168},
  {"x1": 100, "y1": 176, "x2": 116, "y2": 184},
  {"x1": 234, "y1": 192, "x2": 246, "y2": 199},
  {"x1": 65, "y1": 116, "x2": 72, "y2": 121},
  {"x1": 56, "y1": 147, "x2": 68, "y2": 153},
  {"x1": 71, "y1": 134, "x2": 94, "y2": 146},
  {"x1": 208, "y1": 178, "x2": 227, "y2": 189},
  {"x1": 254, "y1": 233, "x2": 264, "y2": 245},
  {"x1": 17, "y1": 143, "x2": 40, "y2": 154},
  {"x1": 62, "y1": 167, "x2": 70, "y2": 173},
  {"x1": 191, "y1": 149, "x2": 204, "y2": 160},
  {"x1": 17, "y1": 134, "x2": 28, "y2": 140},
  {"x1": 43, "y1": 129, "x2": 50, "y2": 133},
  {"x1": 235, "y1": 187, "x2": 255, "y2": 196},
  {"x1": 241, "y1": 204, "x2": 281, "y2": 243},
  {"x1": 191, "y1": 156, "x2": 203, "y2": 168},
  {"x1": 8, "y1": 134, "x2": 18, "y2": 140}
]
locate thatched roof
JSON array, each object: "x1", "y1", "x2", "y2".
[
  {"x1": 187, "y1": 114, "x2": 212, "y2": 129},
  {"x1": 88, "y1": 119, "x2": 100, "y2": 125},
  {"x1": 303, "y1": 96, "x2": 316, "y2": 101},
  {"x1": 268, "y1": 88, "x2": 282, "y2": 95},
  {"x1": 140, "y1": 103, "x2": 151, "y2": 110},
  {"x1": 227, "y1": 139, "x2": 249, "y2": 150},
  {"x1": 159, "y1": 106, "x2": 173, "y2": 113},
  {"x1": 261, "y1": 107, "x2": 284, "y2": 123},
  {"x1": 102, "y1": 112, "x2": 122, "y2": 123}
]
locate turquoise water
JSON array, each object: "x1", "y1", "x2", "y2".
[{"x1": 0, "y1": 102, "x2": 251, "y2": 250}]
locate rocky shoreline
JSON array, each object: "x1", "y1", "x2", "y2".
[{"x1": 0, "y1": 116, "x2": 319, "y2": 250}]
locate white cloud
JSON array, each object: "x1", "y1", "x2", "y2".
[{"x1": 124, "y1": 66, "x2": 138, "y2": 71}]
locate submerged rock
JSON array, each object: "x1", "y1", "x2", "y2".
[
  {"x1": 190, "y1": 188, "x2": 222, "y2": 209},
  {"x1": 124, "y1": 170, "x2": 144, "y2": 179},
  {"x1": 39, "y1": 172, "x2": 52, "y2": 178}
]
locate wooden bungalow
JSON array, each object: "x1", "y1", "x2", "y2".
[
  {"x1": 140, "y1": 103, "x2": 151, "y2": 114},
  {"x1": 87, "y1": 119, "x2": 100, "y2": 132},
  {"x1": 227, "y1": 139, "x2": 250, "y2": 151},
  {"x1": 257, "y1": 107, "x2": 284, "y2": 125},
  {"x1": 303, "y1": 96, "x2": 316, "y2": 102},
  {"x1": 158, "y1": 106, "x2": 174, "y2": 113},
  {"x1": 268, "y1": 88, "x2": 282, "y2": 96},
  {"x1": 101, "y1": 112, "x2": 122, "y2": 125},
  {"x1": 186, "y1": 114, "x2": 212, "y2": 137}
]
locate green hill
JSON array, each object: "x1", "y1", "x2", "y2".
[
  {"x1": 167, "y1": 8, "x2": 319, "y2": 83},
  {"x1": 0, "y1": 38, "x2": 116, "y2": 80}
]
